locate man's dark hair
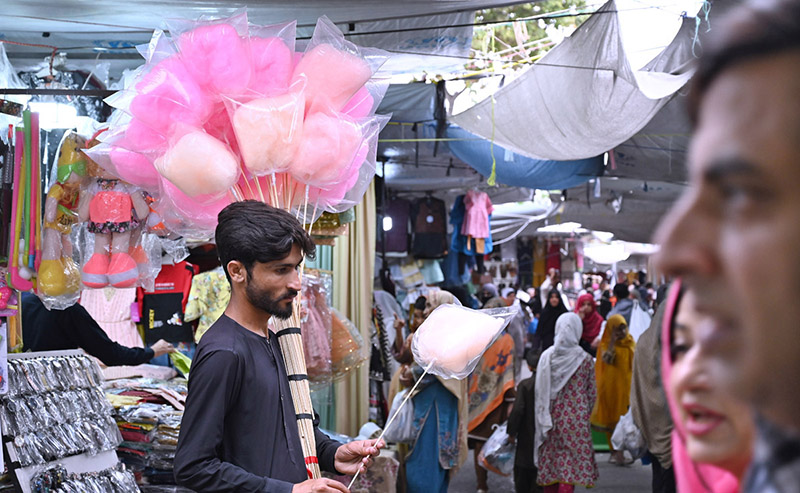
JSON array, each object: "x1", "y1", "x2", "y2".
[
  {"x1": 413, "y1": 296, "x2": 427, "y2": 311},
  {"x1": 688, "y1": 0, "x2": 800, "y2": 124},
  {"x1": 215, "y1": 201, "x2": 316, "y2": 282},
  {"x1": 613, "y1": 282, "x2": 629, "y2": 301},
  {"x1": 525, "y1": 349, "x2": 541, "y2": 371}
]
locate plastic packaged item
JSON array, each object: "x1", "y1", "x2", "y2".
[
  {"x1": 411, "y1": 305, "x2": 518, "y2": 380},
  {"x1": 169, "y1": 351, "x2": 192, "y2": 378},
  {"x1": 300, "y1": 272, "x2": 332, "y2": 385},
  {"x1": 611, "y1": 409, "x2": 646, "y2": 459},
  {"x1": 382, "y1": 389, "x2": 416, "y2": 444},
  {"x1": 37, "y1": 132, "x2": 88, "y2": 307},
  {"x1": 292, "y1": 16, "x2": 388, "y2": 114},
  {"x1": 478, "y1": 423, "x2": 515, "y2": 476},
  {"x1": 330, "y1": 308, "x2": 369, "y2": 379}
]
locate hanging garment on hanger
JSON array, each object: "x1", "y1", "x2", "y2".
[
  {"x1": 80, "y1": 287, "x2": 143, "y2": 349},
  {"x1": 138, "y1": 261, "x2": 198, "y2": 344},
  {"x1": 410, "y1": 197, "x2": 448, "y2": 259},
  {"x1": 461, "y1": 190, "x2": 493, "y2": 239},
  {"x1": 378, "y1": 197, "x2": 411, "y2": 256},
  {"x1": 185, "y1": 268, "x2": 230, "y2": 342}
]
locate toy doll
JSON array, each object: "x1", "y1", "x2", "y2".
[
  {"x1": 78, "y1": 154, "x2": 150, "y2": 289},
  {"x1": 38, "y1": 132, "x2": 87, "y2": 297}
]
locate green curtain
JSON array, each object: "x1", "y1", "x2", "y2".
[{"x1": 332, "y1": 182, "x2": 376, "y2": 436}]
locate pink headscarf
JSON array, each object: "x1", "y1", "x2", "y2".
[
  {"x1": 660, "y1": 280, "x2": 740, "y2": 493},
  {"x1": 575, "y1": 293, "x2": 603, "y2": 344}
]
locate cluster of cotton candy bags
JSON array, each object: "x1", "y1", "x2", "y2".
[{"x1": 87, "y1": 11, "x2": 390, "y2": 238}]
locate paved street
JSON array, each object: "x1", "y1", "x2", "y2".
[{"x1": 450, "y1": 452, "x2": 651, "y2": 492}]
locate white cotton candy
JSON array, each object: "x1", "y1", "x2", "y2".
[{"x1": 411, "y1": 304, "x2": 507, "y2": 380}]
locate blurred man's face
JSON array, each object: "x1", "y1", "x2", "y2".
[{"x1": 655, "y1": 51, "x2": 800, "y2": 430}]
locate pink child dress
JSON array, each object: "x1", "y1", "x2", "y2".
[{"x1": 461, "y1": 190, "x2": 493, "y2": 239}]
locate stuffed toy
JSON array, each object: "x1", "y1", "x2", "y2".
[
  {"x1": 38, "y1": 132, "x2": 87, "y2": 296},
  {"x1": 78, "y1": 153, "x2": 150, "y2": 289}
]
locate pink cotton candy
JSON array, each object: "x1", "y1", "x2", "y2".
[
  {"x1": 177, "y1": 23, "x2": 251, "y2": 94},
  {"x1": 289, "y1": 112, "x2": 361, "y2": 188},
  {"x1": 155, "y1": 130, "x2": 240, "y2": 198},
  {"x1": 293, "y1": 43, "x2": 372, "y2": 114},
  {"x1": 124, "y1": 119, "x2": 167, "y2": 153},
  {"x1": 248, "y1": 37, "x2": 293, "y2": 93},
  {"x1": 412, "y1": 304, "x2": 505, "y2": 379},
  {"x1": 341, "y1": 87, "x2": 374, "y2": 118},
  {"x1": 203, "y1": 105, "x2": 239, "y2": 155},
  {"x1": 109, "y1": 147, "x2": 161, "y2": 189},
  {"x1": 232, "y1": 93, "x2": 304, "y2": 176},
  {"x1": 159, "y1": 178, "x2": 231, "y2": 236},
  {"x1": 130, "y1": 57, "x2": 213, "y2": 134},
  {"x1": 307, "y1": 140, "x2": 368, "y2": 207}
]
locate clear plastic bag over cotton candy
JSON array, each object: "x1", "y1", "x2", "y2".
[
  {"x1": 94, "y1": 10, "x2": 389, "y2": 239},
  {"x1": 412, "y1": 304, "x2": 519, "y2": 380}
]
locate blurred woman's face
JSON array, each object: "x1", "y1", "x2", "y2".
[
  {"x1": 579, "y1": 299, "x2": 593, "y2": 314},
  {"x1": 669, "y1": 290, "x2": 755, "y2": 477},
  {"x1": 549, "y1": 294, "x2": 560, "y2": 307},
  {"x1": 411, "y1": 309, "x2": 425, "y2": 332}
]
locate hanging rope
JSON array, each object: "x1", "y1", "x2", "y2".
[{"x1": 691, "y1": 1, "x2": 712, "y2": 58}]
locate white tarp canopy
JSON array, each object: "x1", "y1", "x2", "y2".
[{"x1": 451, "y1": 0, "x2": 696, "y2": 161}]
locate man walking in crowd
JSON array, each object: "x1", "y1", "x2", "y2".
[
  {"x1": 655, "y1": 1, "x2": 800, "y2": 490},
  {"x1": 175, "y1": 201, "x2": 381, "y2": 493}
]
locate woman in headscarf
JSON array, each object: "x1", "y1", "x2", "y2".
[
  {"x1": 403, "y1": 290, "x2": 469, "y2": 493},
  {"x1": 661, "y1": 281, "x2": 754, "y2": 492},
  {"x1": 535, "y1": 313, "x2": 599, "y2": 492},
  {"x1": 533, "y1": 289, "x2": 567, "y2": 352},
  {"x1": 591, "y1": 314, "x2": 636, "y2": 465},
  {"x1": 575, "y1": 293, "x2": 603, "y2": 356}
]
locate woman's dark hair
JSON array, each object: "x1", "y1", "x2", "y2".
[
  {"x1": 215, "y1": 201, "x2": 316, "y2": 282},
  {"x1": 688, "y1": 0, "x2": 800, "y2": 124}
]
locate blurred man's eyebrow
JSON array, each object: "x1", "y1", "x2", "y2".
[{"x1": 703, "y1": 158, "x2": 763, "y2": 183}]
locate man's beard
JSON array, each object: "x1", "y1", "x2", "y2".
[{"x1": 245, "y1": 282, "x2": 297, "y2": 320}]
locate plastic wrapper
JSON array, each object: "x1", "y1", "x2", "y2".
[
  {"x1": 330, "y1": 308, "x2": 369, "y2": 379},
  {"x1": 93, "y1": 11, "x2": 389, "y2": 240},
  {"x1": 169, "y1": 351, "x2": 192, "y2": 378},
  {"x1": 74, "y1": 157, "x2": 162, "y2": 290},
  {"x1": 611, "y1": 409, "x2": 646, "y2": 459},
  {"x1": 411, "y1": 305, "x2": 518, "y2": 380},
  {"x1": 477, "y1": 423, "x2": 515, "y2": 476},
  {"x1": 30, "y1": 464, "x2": 138, "y2": 493},
  {"x1": 224, "y1": 80, "x2": 305, "y2": 177},
  {"x1": 37, "y1": 132, "x2": 89, "y2": 309},
  {"x1": 382, "y1": 389, "x2": 416, "y2": 444},
  {"x1": 292, "y1": 16, "x2": 388, "y2": 114},
  {"x1": 301, "y1": 272, "x2": 332, "y2": 385}
]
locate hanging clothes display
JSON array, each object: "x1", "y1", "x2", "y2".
[
  {"x1": 301, "y1": 271, "x2": 333, "y2": 385},
  {"x1": 184, "y1": 267, "x2": 230, "y2": 343},
  {"x1": 461, "y1": 190, "x2": 493, "y2": 245},
  {"x1": 533, "y1": 237, "x2": 547, "y2": 287},
  {"x1": 516, "y1": 237, "x2": 534, "y2": 288},
  {"x1": 80, "y1": 287, "x2": 143, "y2": 349},
  {"x1": 138, "y1": 261, "x2": 198, "y2": 345},
  {"x1": 379, "y1": 197, "x2": 411, "y2": 256},
  {"x1": 410, "y1": 197, "x2": 448, "y2": 259},
  {"x1": 450, "y1": 194, "x2": 493, "y2": 275},
  {"x1": 546, "y1": 240, "x2": 562, "y2": 273}
]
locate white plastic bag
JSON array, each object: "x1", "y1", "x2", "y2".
[
  {"x1": 611, "y1": 409, "x2": 646, "y2": 459},
  {"x1": 478, "y1": 423, "x2": 515, "y2": 476},
  {"x1": 628, "y1": 300, "x2": 652, "y2": 342},
  {"x1": 382, "y1": 389, "x2": 416, "y2": 444}
]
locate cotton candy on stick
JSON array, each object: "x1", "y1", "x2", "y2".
[
  {"x1": 231, "y1": 91, "x2": 305, "y2": 176},
  {"x1": 288, "y1": 112, "x2": 361, "y2": 188},
  {"x1": 412, "y1": 304, "x2": 507, "y2": 380},
  {"x1": 248, "y1": 36, "x2": 294, "y2": 93},
  {"x1": 293, "y1": 43, "x2": 372, "y2": 114},
  {"x1": 155, "y1": 130, "x2": 240, "y2": 198},
  {"x1": 177, "y1": 23, "x2": 251, "y2": 94}
]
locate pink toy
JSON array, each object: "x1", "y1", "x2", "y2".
[
  {"x1": 412, "y1": 304, "x2": 506, "y2": 379},
  {"x1": 248, "y1": 37, "x2": 293, "y2": 93},
  {"x1": 178, "y1": 23, "x2": 251, "y2": 94},
  {"x1": 155, "y1": 130, "x2": 240, "y2": 198},
  {"x1": 231, "y1": 91, "x2": 304, "y2": 176},
  {"x1": 288, "y1": 112, "x2": 361, "y2": 187},
  {"x1": 129, "y1": 57, "x2": 213, "y2": 133},
  {"x1": 78, "y1": 160, "x2": 150, "y2": 289},
  {"x1": 293, "y1": 43, "x2": 372, "y2": 114}
]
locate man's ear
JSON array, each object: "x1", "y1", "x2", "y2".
[{"x1": 227, "y1": 261, "x2": 247, "y2": 285}]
